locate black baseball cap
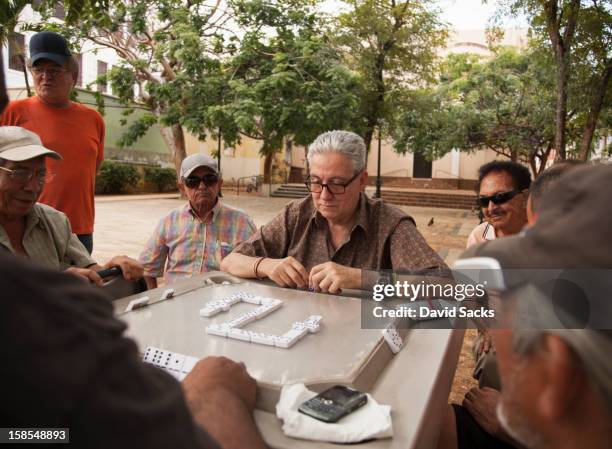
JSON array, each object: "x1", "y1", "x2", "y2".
[{"x1": 29, "y1": 31, "x2": 71, "y2": 66}]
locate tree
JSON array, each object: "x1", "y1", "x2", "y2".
[
  {"x1": 334, "y1": 0, "x2": 447, "y2": 152},
  {"x1": 495, "y1": 0, "x2": 612, "y2": 161},
  {"x1": 392, "y1": 48, "x2": 559, "y2": 174},
  {"x1": 224, "y1": 1, "x2": 361, "y2": 181},
  {"x1": 29, "y1": 0, "x2": 238, "y2": 174},
  {"x1": 28, "y1": 0, "x2": 359, "y2": 179}
]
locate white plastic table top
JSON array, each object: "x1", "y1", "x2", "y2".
[{"x1": 113, "y1": 272, "x2": 464, "y2": 449}]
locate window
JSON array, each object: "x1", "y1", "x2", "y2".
[
  {"x1": 97, "y1": 60, "x2": 108, "y2": 93},
  {"x1": 8, "y1": 32, "x2": 26, "y2": 71},
  {"x1": 75, "y1": 53, "x2": 83, "y2": 87}
]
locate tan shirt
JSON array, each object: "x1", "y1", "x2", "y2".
[
  {"x1": 233, "y1": 194, "x2": 445, "y2": 272},
  {"x1": 0, "y1": 203, "x2": 95, "y2": 270}
]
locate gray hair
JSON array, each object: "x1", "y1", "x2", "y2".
[
  {"x1": 513, "y1": 329, "x2": 612, "y2": 413},
  {"x1": 307, "y1": 130, "x2": 366, "y2": 174}
]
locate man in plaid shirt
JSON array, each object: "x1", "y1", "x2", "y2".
[{"x1": 140, "y1": 154, "x2": 256, "y2": 288}]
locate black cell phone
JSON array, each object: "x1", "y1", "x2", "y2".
[
  {"x1": 298, "y1": 385, "x2": 368, "y2": 423},
  {"x1": 96, "y1": 266, "x2": 122, "y2": 279}
]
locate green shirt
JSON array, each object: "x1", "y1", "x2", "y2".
[{"x1": 0, "y1": 203, "x2": 95, "y2": 270}]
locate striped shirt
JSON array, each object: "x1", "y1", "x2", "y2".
[{"x1": 139, "y1": 200, "x2": 256, "y2": 285}]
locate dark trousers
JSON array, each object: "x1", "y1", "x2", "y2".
[{"x1": 77, "y1": 234, "x2": 93, "y2": 254}]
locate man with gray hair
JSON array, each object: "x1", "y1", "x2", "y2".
[
  {"x1": 1, "y1": 31, "x2": 104, "y2": 254},
  {"x1": 221, "y1": 130, "x2": 444, "y2": 293}
]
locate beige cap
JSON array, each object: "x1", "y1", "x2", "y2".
[
  {"x1": 180, "y1": 154, "x2": 218, "y2": 178},
  {"x1": 0, "y1": 127, "x2": 62, "y2": 161}
]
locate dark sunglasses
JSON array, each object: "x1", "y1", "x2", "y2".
[
  {"x1": 183, "y1": 174, "x2": 219, "y2": 189},
  {"x1": 477, "y1": 189, "x2": 521, "y2": 208}
]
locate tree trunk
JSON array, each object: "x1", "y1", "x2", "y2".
[
  {"x1": 363, "y1": 125, "x2": 375, "y2": 155},
  {"x1": 0, "y1": 49, "x2": 8, "y2": 113},
  {"x1": 544, "y1": 0, "x2": 580, "y2": 161},
  {"x1": 553, "y1": 59, "x2": 569, "y2": 160},
  {"x1": 159, "y1": 124, "x2": 187, "y2": 176},
  {"x1": 529, "y1": 152, "x2": 537, "y2": 176},
  {"x1": 363, "y1": 52, "x2": 387, "y2": 156},
  {"x1": 578, "y1": 63, "x2": 612, "y2": 161},
  {"x1": 263, "y1": 153, "x2": 273, "y2": 183}
]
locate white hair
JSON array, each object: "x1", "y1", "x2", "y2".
[{"x1": 307, "y1": 130, "x2": 366, "y2": 174}]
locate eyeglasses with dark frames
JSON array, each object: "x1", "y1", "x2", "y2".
[
  {"x1": 305, "y1": 171, "x2": 362, "y2": 195},
  {"x1": 183, "y1": 174, "x2": 219, "y2": 189},
  {"x1": 477, "y1": 189, "x2": 521, "y2": 208},
  {"x1": 0, "y1": 166, "x2": 54, "y2": 184}
]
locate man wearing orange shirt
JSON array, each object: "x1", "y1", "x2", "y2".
[{"x1": 0, "y1": 31, "x2": 104, "y2": 253}]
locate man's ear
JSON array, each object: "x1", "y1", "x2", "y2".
[
  {"x1": 537, "y1": 335, "x2": 582, "y2": 421},
  {"x1": 178, "y1": 180, "x2": 186, "y2": 195},
  {"x1": 360, "y1": 171, "x2": 368, "y2": 191}
]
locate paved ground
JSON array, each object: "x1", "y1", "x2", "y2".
[
  {"x1": 93, "y1": 192, "x2": 480, "y2": 265},
  {"x1": 92, "y1": 191, "x2": 480, "y2": 404}
]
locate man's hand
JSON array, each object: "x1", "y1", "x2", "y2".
[
  {"x1": 463, "y1": 387, "x2": 506, "y2": 440},
  {"x1": 259, "y1": 256, "x2": 308, "y2": 289},
  {"x1": 65, "y1": 267, "x2": 103, "y2": 285},
  {"x1": 477, "y1": 328, "x2": 494, "y2": 355},
  {"x1": 181, "y1": 357, "x2": 267, "y2": 449},
  {"x1": 182, "y1": 356, "x2": 256, "y2": 412},
  {"x1": 309, "y1": 262, "x2": 360, "y2": 294},
  {"x1": 103, "y1": 256, "x2": 143, "y2": 281}
]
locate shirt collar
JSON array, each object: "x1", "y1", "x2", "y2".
[
  {"x1": 26, "y1": 204, "x2": 46, "y2": 231},
  {"x1": 311, "y1": 193, "x2": 370, "y2": 234},
  {"x1": 0, "y1": 205, "x2": 45, "y2": 251},
  {"x1": 187, "y1": 199, "x2": 221, "y2": 223}
]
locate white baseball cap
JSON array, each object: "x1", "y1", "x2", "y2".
[
  {"x1": 180, "y1": 154, "x2": 219, "y2": 178},
  {"x1": 0, "y1": 127, "x2": 62, "y2": 161}
]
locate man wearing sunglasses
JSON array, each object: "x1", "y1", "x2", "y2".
[
  {"x1": 0, "y1": 127, "x2": 142, "y2": 283},
  {"x1": 467, "y1": 160, "x2": 531, "y2": 248},
  {"x1": 139, "y1": 154, "x2": 256, "y2": 288},
  {"x1": 221, "y1": 130, "x2": 444, "y2": 293}
]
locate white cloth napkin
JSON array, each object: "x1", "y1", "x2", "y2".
[{"x1": 275, "y1": 383, "x2": 393, "y2": 443}]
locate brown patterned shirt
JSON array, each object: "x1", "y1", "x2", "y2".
[{"x1": 232, "y1": 194, "x2": 446, "y2": 272}]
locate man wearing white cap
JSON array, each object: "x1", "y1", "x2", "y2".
[
  {"x1": 139, "y1": 154, "x2": 256, "y2": 287},
  {"x1": 0, "y1": 126, "x2": 142, "y2": 283},
  {"x1": 1, "y1": 31, "x2": 104, "y2": 254}
]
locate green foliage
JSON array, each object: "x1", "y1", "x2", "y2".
[
  {"x1": 494, "y1": 0, "x2": 612, "y2": 159},
  {"x1": 335, "y1": 0, "x2": 448, "y2": 150},
  {"x1": 225, "y1": 16, "x2": 362, "y2": 156},
  {"x1": 95, "y1": 161, "x2": 140, "y2": 194},
  {"x1": 144, "y1": 166, "x2": 177, "y2": 192},
  {"x1": 391, "y1": 47, "x2": 557, "y2": 171}
]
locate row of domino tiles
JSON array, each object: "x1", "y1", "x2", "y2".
[{"x1": 200, "y1": 291, "x2": 322, "y2": 349}]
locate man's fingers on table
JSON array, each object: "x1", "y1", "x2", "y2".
[
  {"x1": 318, "y1": 275, "x2": 334, "y2": 293},
  {"x1": 309, "y1": 269, "x2": 326, "y2": 290},
  {"x1": 290, "y1": 260, "x2": 309, "y2": 284},
  {"x1": 286, "y1": 264, "x2": 307, "y2": 288},
  {"x1": 280, "y1": 269, "x2": 299, "y2": 288}
]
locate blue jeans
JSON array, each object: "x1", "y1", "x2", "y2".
[{"x1": 77, "y1": 234, "x2": 93, "y2": 254}]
